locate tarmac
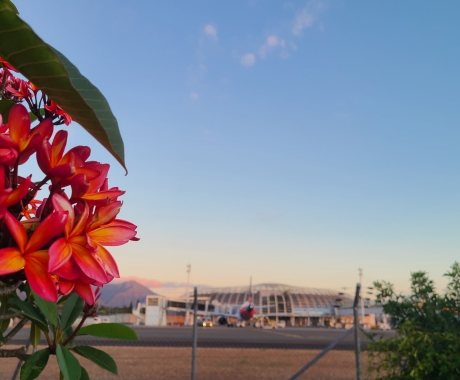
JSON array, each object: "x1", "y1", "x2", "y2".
[{"x1": 9, "y1": 325, "x2": 392, "y2": 350}]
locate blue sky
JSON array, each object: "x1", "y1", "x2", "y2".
[{"x1": 16, "y1": 1, "x2": 460, "y2": 294}]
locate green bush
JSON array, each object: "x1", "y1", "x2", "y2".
[{"x1": 368, "y1": 263, "x2": 460, "y2": 379}]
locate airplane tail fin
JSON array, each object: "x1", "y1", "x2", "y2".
[{"x1": 248, "y1": 276, "x2": 253, "y2": 302}]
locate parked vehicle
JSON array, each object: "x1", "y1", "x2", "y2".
[{"x1": 197, "y1": 317, "x2": 213, "y2": 327}]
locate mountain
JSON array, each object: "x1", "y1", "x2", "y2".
[
  {"x1": 113, "y1": 276, "x2": 209, "y2": 289},
  {"x1": 99, "y1": 280, "x2": 157, "y2": 307},
  {"x1": 113, "y1": 276, "x2": 163, "y2": 288}
]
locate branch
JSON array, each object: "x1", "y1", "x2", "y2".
[
  {"x1": 0, "y1": 312, "x2": 20, "y2": 320},
  {"x1": 0, "y1": 280, "x2": 22, "y2": 296},
  {"x1": 0, "y1": 347, "x2": 30, "y2": 361},
  {"x1": 0, "y1": 286, "x2": 16, "y2": 296},
  {"x1": 62, "y1": 314, "x2": 87, "y2": 346},
  {"x1": 0, "y1": 316, "x2": 27, "y2": 347}
]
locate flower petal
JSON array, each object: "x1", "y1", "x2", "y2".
[
  {"x1": 51, "y1": 194, "x2": 74, "y2": 237},
  {"x1": 24, "y1": 256, "x2": 58, "y2": 302},
  {"x1": 26, "y1": 211, "x2": 68, "y2": 253},
  {"x1": 74, "y1": 282, "x2": 95, "y2": 305},
  {"x1": 72, "y1": 202, "x2": 89, "y2": 237},
  {"x1": 50, "y1": 130, "x2": 68, "y2": 167},
  {"x1": 88, "y1": 226, "x2": 137, "y2": 246},
  {"x1": 52, "y1": 257, "x2": 81, "y2": 281},
  {"x1": 4, "y1": 212, "x2": 27, "y2": 252},
  {"x1": 30, "y1": 118, "x2": 53, "y2": 142},
  {"x1": 48, "y1": 237, "x2": 73, "y2": 272},
  {"x1": 59, "y1": 279, "x2": 75, "y2": 296},
  {"x1": 0, "y1": 248, "x2": 24, "y2": 275},
  {"x1": 0, "y1": 148, "x2": 18, "y2": 166},
  {"x1": 88, "y1": 201, "x2": 121, "y2": 230},
  {"x1": 4, "y1": 176, "x2": 31, "y2": 206},
  {"x1": 94, "y1": 244, "x2": 119, "y2": 278},
  {"x1": 82, "y1": 189, "x2": 125, "y2": 204},
  {"x1": 48, "y1": 163, "x2": 75, "y2": 179},
  {"x1": 8, "y1": 104, "x2": 30, "y2": 147},
  {"x1": 71, "y1": 244, "x2": 108, "y2": 284}
]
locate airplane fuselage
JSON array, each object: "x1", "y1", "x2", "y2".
[{"x1": 239, "y1": 301, "x2": 256, "y2": 320}]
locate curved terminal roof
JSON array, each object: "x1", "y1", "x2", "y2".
[{"x1": 196, "y1": 283, "x2": 352, "y2": 317}]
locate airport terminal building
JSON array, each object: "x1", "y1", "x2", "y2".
[
  {"x1": 139, "y1": 283, "x2": 382, "y2": 327},
  {"x1": 198, "y1": 283, "x2": 354, "y2": 327}
]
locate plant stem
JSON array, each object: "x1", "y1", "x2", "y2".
[
  {"x1": 44, "y1": 331, "x2": 53, "y2": 350},
  {"x1": 62, "y1": 314, "x2": 87, "y2": 346},
  {"x1": 0, "y1": 316, "x2": 27, "y2": 347}
]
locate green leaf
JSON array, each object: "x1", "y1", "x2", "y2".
[
  {"x1": 0, "y1": 318, "x2": 8, "y2": 333},
  {"x1": 8, "y1": 298, "x2": 48, "y2": 333},
  {"x1": 32, "y1": 292, "x2": 58, "y2": 327},
  {"x1": 0, "y1": 330, "x2": 5, "y2": 344},
  {"x1": 29, "y1": 322, "x2": 41, "y2": 348},
  {"x1": 0, "y1": 99, "x2": 15, "y2": 122},
  {"x1": 56, "y1": 345, "x2": 81, "y2": 380},
  {"x1": 73, "y1": 346, "x2": 118, "y2": 374},
  {"x1": 76, "y1": 323, "x2": 138, "y2": 340},
  {"x1": 60, "y1": 293, "x2": 84, "y2": 331},
  {"x1": 0, "y1": 5, "x2": 126, "y2": 171},
  {"x1": 1, "y1": 0, "x2": 18, "y2": 15},
  {"x1": 79, "y1": 367, "x2": 90, "y2": 380},
  {"x1": 20, "y1": 348, "x2": 49, "y2": 380}
]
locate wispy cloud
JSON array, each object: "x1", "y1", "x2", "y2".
[
  {"x1": 258, "y1": 35, "x2": 286, "y2": 59},
  {"x1": 292, "y1": 9, "x2": 315, "y2": 35},
  {"x1": 204, "y1": 24, "x2": 217, "y2": 37},
  {"x1": 240, "y1": 53, "x2": 256, "y2": 67},
  {"x1": 187, "y1": 24, "x2": 218, "y2": 99},
  {"x1": 292, "y1": 1, "x2": 326, "y2": 35}
]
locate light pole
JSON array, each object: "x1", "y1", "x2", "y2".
[
  {"x1": 185, "y1": 264, "x2": 191, "y2": 326},
  {"x1": 359, "y1": 268, "x2": 365, "y2": 327}
]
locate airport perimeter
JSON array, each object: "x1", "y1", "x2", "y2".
[
  {"x1": 3, "y1": 322, "x2": 389, "y2": 379},
  {"x1": 0, "y1": 346, "x2": 369, "y2": 380}
]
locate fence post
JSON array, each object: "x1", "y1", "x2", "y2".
[
  {"x1": 353, "y1": 283, "x2": 362, "y2": 380},
  {"x1": 191, "y1": 287, "x2": 198, "y2": 380}
]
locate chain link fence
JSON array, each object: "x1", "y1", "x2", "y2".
[{"x1": 1, "y1": 285, "x2": 388, "y2": 379}]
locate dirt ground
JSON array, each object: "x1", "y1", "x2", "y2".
[{"x1": 0, "y1": 346, "x2": 369, "y2": 380}]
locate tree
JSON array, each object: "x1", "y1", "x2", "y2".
[
  {"x1": 0, "y1": 1, "x2": 139, "y2": 379},
  {"x1": 367, "y1": 262, "x2": 460, "y2": 379}
]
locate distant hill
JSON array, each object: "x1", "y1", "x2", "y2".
[{"x1": 99, "y1": 280, "x2": 158, "y2": 307}]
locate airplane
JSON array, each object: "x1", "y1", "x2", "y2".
[{"x1": 215, "y1": 278, "x2": 285, "y2": 328}]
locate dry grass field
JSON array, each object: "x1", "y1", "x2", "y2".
[{"x1": 0, "y1": 346, "x2": 369, "y2": 380}]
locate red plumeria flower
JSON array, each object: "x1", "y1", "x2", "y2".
[
  {"x1": 21, "y1": 198, "x2": 42, "y2": 220},
  {"x1": 5, "y1": 78, "x2": 32, "y2": 100},
  {"x1": 0, "y1": 104, "x2": 53, "y2": 165},
  {"x1": 0, "y1": 211, "x2": 67, "y2": 301},
  {"x1": 37, "y1": 130, "x2": 76, "y2": 180},
  {"x1": 75, "y1": 163, "x2": 125, "y2": 206},
  {"x1": 45, "y1": 100, "x2": 72, "y2": 126},
  {"x1": 49, "y1": 194, "x2": 108, "y2": 284}
]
